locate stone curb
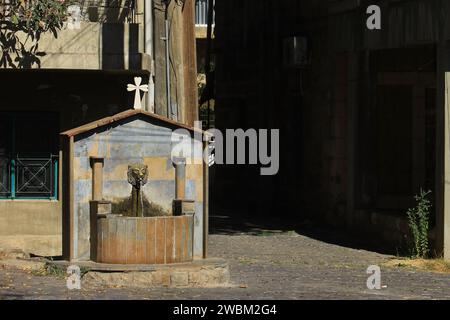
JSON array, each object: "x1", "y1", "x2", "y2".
[{"x1": 46, "y1": 258, "x2": 232, "y2": 288}]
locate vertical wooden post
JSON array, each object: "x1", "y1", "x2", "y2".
[
  {"x1": 62, "y1": 136, "x2": 75, "y2": 261},
  {"x1": 182, "y1": 0, "x2": 199, "y2": 126}
]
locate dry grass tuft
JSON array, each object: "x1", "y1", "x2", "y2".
[{"x1": 384, "y1": 258, "x2": 450, "y2": 274}]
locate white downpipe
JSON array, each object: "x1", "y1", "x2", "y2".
[{"x1": 164, "y1": 18, "x2": 172, "y2": 120}]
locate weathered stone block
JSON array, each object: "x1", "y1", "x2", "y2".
[{"x1": 170, "y1": 272, "x2": 189, "y2": 287}]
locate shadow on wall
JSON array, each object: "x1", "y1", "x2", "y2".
[{"x1": 101, "y1": 23, "x2": 141, "y2": 70}]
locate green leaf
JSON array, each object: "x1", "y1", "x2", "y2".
[{"x1": 11, "y1": 15, "x2": 19, "y2": 25}]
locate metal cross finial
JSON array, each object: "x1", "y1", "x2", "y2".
[{"x1": 127, "y1": 77, "x2": 149, "y2": 110}]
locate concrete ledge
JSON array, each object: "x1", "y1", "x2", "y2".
[
  {"x1": 195, "y1": 26, "x2": 215, "y2": 39},
  {"x1": 0, "y1": 235, "x2": 62, "y2": 257},
  {"x1": 0, "y1": 259, "x2": 46, "y2": 272},
  {"x1": 48, "y1": 258, "x2": 231, "y2": 288}
]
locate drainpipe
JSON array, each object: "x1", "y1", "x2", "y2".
[
  {"x1": 162, "y1": 1, "x2": 172, "y2": 119},
  {"x1": 145, "y1": 0, "x2": 155, "y2": 112}
]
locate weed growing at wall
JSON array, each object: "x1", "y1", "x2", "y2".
[{"x1": 406, "y1": 189, "x2": 432, "y2": 258}]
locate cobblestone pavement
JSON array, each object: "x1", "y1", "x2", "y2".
[{"x1": 0, "y1": 232, "x2": 449, "y2": 300}]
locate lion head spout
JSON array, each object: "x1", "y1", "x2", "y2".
[{"x1": 127, "y1": 164, "x2": 149, "y2": 188}]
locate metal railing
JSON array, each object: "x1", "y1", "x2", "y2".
[
  {"x1": 0, "y1": 158, "x2": 10, "y2": 197},
  {"x1": 0, "y1": 154, "x2": 58, "y2": 199},
  {"x1": 195, "y1": 0, "x2": 214, "y2": 26}
]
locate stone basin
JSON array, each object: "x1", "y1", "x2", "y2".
[{"x1": 95, "y1": 215, "x2": 194, "y2": 265}]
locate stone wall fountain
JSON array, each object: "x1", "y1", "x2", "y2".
[
  {"x1": 59, "y1": 108, "x2": 230, "y2": 288},
  {"x1": 90, "y1": 160, "x2": 195, "y2": 265}
]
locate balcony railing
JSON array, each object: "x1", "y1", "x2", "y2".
[
  {"x1": 195, "y1": 0, "x2": 214, "y2": 26},
  {"x1": 0, "y1": 0, "x2": 138, "y2": 24}
]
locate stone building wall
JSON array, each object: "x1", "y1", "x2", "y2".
[{"x1": 214, "y1": 0, "x2": 450, "y2": 255}]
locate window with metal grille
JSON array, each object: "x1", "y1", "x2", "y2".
[
  {"x1": 195, "y1": 0, "x2": 214, "y2": 26},
  {"x1": 0, "y1": 113, "x2": 59, "y2": 200}
]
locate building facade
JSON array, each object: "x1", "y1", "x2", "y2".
[
  {"x1": 214, "y1": 0, "x2": 450, "y2": 258},
  {"x1": 0, "y1": 0, "x2": 199, "y2": 256}
]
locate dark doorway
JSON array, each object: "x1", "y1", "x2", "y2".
[{"x1": 376, "y1": 85, "x2": 413, "y2": 209}]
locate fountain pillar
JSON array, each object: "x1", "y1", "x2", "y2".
[
  {"x1": 175, "y1": 157, "x2": 186, "y2": 199},
  {"x1": 90, "y1": 157, "x2": 104, "y2": 201}
]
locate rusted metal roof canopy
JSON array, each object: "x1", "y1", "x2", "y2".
[{"x1": 60, "y1": 109, "x2": 205, "y2": 137}]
